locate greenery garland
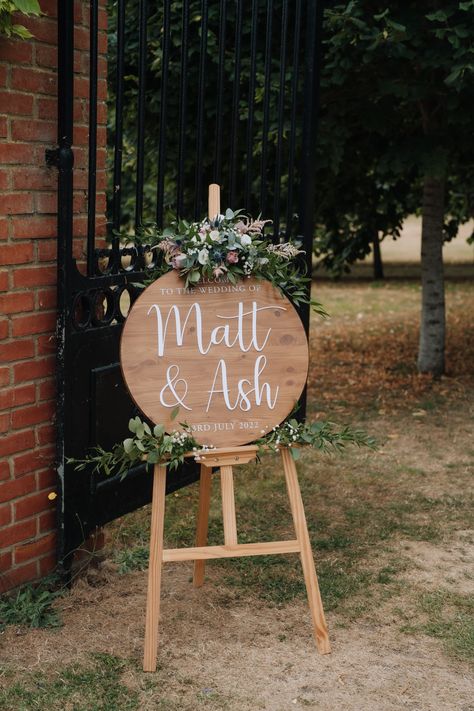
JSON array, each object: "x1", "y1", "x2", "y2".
[
  {"x1": 71, "y1": 414, "x2": 376, "y2": 477},
  {"x1": 71, "y1": 414, "x2": 200, "y2": 478},
  {"x1": 258, "y1": 418, "x2": 376, "y2": 459},
  {"x1": 0, "y1": 1, "x2": 41, "y2": 40}
]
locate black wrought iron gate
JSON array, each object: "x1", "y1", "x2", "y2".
[{"x1": 54, "y1": 0, "x2": 322, "y2": 572}]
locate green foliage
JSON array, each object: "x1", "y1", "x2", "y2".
[
  {"x1": 114, "y1": 545, "x2": 149, "y2": 573},
  {"x1": 72, "y1": 413, "x2": 374, "y2": 479},
  {"x1": 0, "y1": 0, "x2": 41, "y2": 40},
  {"x1": 69, "y1": 413, "x2": 200, "y2": 477},
  {"x1": 0, "y1": 577, "x2": 62, "y2": 630},
  {"x1": 258, "y1": 418, "x2": 377, "y2": 460},
  {"x1": 314, "y1": 1, "x2": 474, "y2": 273},
  {"x1": 132, "y1": 210, "x2": 326, "y2": 313}
]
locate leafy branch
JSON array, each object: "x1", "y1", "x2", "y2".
[
  {"x1": 0, "y1": 1, "x2": 42, "y2": 40},
  {"x1": 257, "y1": 418, "x2": 377, "y2": 461},
  {"x1": 69, "y1": 414, "x2": 201, "y2": 479}
]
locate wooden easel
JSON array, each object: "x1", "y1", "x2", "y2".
[
  {"x1": 143, "y1": 445, "x2": 330, "y2": 672},
  {"x1": 142, "y1": 186, "x2": 330, "y2": 672}
]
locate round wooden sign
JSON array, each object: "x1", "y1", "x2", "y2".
[{"x1": 120, "y1": 271, "x2": 309, "y2": 447}]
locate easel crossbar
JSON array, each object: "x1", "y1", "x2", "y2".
[{"x1": 163, "y1": 539, "x2": 300, "y2": 562}]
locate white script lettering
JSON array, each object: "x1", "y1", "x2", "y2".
[
  {"x1": 147, "y1": 301, "x2": 286, "y2": 356},
  {"x1": 159, "y1": 364, "x2": 192, "y2": 410},
  {"x1": 206, "y1": 356, "x2": 279, "y2": 412}
]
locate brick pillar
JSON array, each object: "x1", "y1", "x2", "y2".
[{"x1": 0, "y1": 1, "x2": 107, "y2": 593}]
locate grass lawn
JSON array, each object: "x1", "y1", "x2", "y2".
[{"x1": 0, "y1": 280, "x2": 473, "y2": 710}]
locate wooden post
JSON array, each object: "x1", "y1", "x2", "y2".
[
  {"x1": 193, "y1": 464, "x2": 213, "y2": 587},
  {"x1": 220, "y1": 465, "x2": 238, "y2": 545},
  {"x1": 281, "y1": 447, "x2": 331, "y2": 654},
  {"x1": 143, "y1": 463, "x2": 167, "y2": 672},
  {"x1": 208, "y1": 183, "x2": 221, "y2": 220}
]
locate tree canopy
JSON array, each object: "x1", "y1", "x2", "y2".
[{"x1": 314, "y1": 1, "x2": 474, "y2": 274}]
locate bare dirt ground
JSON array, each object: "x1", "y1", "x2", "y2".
[
  {"x1": 1, "y1": 281, "x2": 473, "y2": 710},
  {"x1": 2, "y1": 560, "x2": 474, "y2": 711}
]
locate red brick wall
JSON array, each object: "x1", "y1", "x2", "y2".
[{"x1": 0, "y1": 1, "x2": 107, "y2": 593}]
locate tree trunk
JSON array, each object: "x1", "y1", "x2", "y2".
[
  {"x1": 372, "y1": 230, "x2": 384, "y2": 280},
  {"x1": 417, "y1": 175, "x2": 445, "y2": 376}
]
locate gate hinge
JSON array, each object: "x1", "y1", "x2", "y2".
[{"x1": 45, "y1": 146, "x2": 74, "y2": 170}]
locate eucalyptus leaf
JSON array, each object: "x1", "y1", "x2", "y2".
[{"x1": 123, "y1": 438, "x2": 134, "y2": 454}]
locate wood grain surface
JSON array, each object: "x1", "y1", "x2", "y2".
[{"x1": 120, "y1": 271, "x2": 308, "y2": 446}]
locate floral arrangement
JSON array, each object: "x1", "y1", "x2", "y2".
[
  {"x1": 136, "y1": 209, "x2": 326, "y2": 315},
  {"x1": 71, "y1": 414, "x2": 375, "y2": 477}
]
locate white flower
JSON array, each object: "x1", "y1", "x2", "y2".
[
  {"x1": 209, "y1": 230, "x2": 220, "y2": 242},
  {"x1": 240, "y1": 234, "x2": 252, "y2": 247},
  {"x1": 198, "y1": 248, "x2": 209, "y2": 265}
]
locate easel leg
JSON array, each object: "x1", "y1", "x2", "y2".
[
  {"x1": 143, "y1": 463, "x2": 167, "y2": 672},
  {"x1": 193, "y1": 464, "x2": 212, "y2": 588},
  {"x1": 281, "y1": 448, "x2": 331, "y2": 654},
  {"x1": 220, "y1": 465, "x2": 238, "y2": 545}
]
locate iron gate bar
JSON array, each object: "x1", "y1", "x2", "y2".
[
  {"x1": 286, "y1": 0, "x2": 302, "y2": 236},
  {"x1": 213, "y1": 0, "x2": 226, "y2": 185},
  {"x1": 135, "y1": 0, "x2": 149, "y2": 228},
  {"x1": 260, "y1": 0, "x2": 273, "y2": 217},
  {"x1": 244, "y1": 0, "x2": 259, "y2": 208},
  {"x1": 55, "y1": 0, "x2": 74, "y2": 571},
  {"x1": 229, "y1": 0, "x2": 243, "y2": 208},
  {"x1": 156, "y1": 0, "x2": 171, "y2": 228},
  {"x1": 301, "y1": 0, "x2": 322, "y2": 289},
  {"x1": 112, "y1": 0, "x2": 126, "y2": 234},
  {"x1": 273, "y1": 0, "x2": 289, "y2": 239},
  {"x1": 194, "y1": 0, "x2": 209, "y2": 220},
  {"x1": 177, "y1": 0, "x2": 190, "y2": 217},
  {"x1": 54, "y1": 0, "x2": 324, "y2": 571},
  {"x1": 87, "y1": 0, "x2": 99, "y2": 277}
]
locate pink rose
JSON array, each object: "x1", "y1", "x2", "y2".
[
  {"x1": 226, "y1": 250, "x2": 239, "y2": 264},
  {"x1": 171, "y1": 253, "x2": 186, "y2": 269}
]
